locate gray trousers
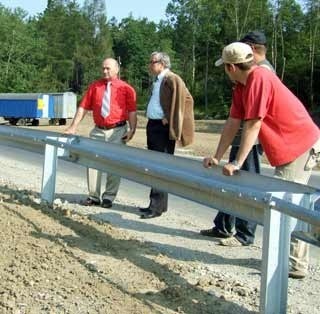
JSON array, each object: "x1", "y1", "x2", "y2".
[{"x1": 87, "y1": 124, "x2": 127, "y2": 202}]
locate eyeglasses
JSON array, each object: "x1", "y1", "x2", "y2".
[{"x1": 149, "y1": 60, "x2": 160, "y2": 65}]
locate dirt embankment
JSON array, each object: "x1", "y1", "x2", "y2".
[{"x1": 0, "y1": 183, "x2": 262, "y2": 314}]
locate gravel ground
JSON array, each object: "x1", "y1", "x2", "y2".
[{"x1": 0, "y1": 115, "x2": 319, "y2": 314}]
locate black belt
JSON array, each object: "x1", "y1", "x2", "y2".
[
  {"x1": 148, "y1": 119, "x2": 163, "y2": 123},
  {"x1": 96, "y1": 120, "x2": 126, "y2": 130}
]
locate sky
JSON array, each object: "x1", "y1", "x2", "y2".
[{"x1": 0, "y1": 0, "x2": 170, "y2": 23}]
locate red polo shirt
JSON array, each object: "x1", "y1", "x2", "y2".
[
  {"x1": 230, "y1": 67, "x2": 319, "y2": 166},
  {"x1": 79, "y1": 77, "x2": 136, "y2": 126}
]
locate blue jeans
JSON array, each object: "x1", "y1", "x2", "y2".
[{"x1": 213, "y1": 145, "x2": 260, "y2": 245}]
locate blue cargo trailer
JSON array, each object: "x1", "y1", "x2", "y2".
[{"x1": 0, "y1": 92, "x2": 76, "y2": 126}]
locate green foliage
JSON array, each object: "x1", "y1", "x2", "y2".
[
  {"x1": 111, "y1": 16, "x2": 175, "y2": 99},
  {"x1": 0, "y1": 7, "x2": 45, "y2": 92}
]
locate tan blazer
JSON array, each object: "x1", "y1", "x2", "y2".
[{"x1": 159, "y1": 71, "x2": 195, "y2": 147}]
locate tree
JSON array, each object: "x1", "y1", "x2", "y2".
[
  {"x1": 0, "y1": 6, "x2": 46, "y2": 92},
  {"x1": 37, "y1": 0, "x2": 112, "y2": 92},
  {"x1": 82, "y1": 0, "x2": 113, "y2": 85},
  {"x1": 111, "y1": 16, "x2": 172, "y2": 104},
  {"x1": 166, "y1": 0, "x2": 198, "y2": 90},
  {"x1": 166, "y1": 0, "x2": 273, "y2": 117},
  {"x1": 303, "y1": 0, "x2": 320, "y2": 111}
]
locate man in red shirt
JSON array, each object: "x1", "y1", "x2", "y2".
[
  {"x1": 203, "y1": 42, "x2": 320, "y2": 279},
  {"x1": 65, "y1": 58, "x2": 137, "y2": 208},
  {"x1": 200, "y1": 31, "x2": 275, "y2": 247}
]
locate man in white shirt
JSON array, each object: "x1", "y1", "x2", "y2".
[{"x1": 140, "y1": 51, "x2": 194, "y2": 219}]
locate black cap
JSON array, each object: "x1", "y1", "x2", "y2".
[{"x1": 240, "y1": 31, "x2": 267, "y2": 45}]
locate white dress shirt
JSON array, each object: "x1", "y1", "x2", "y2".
[{"x1": 146, "y1": 68, "x2": 169, "y2": 119}]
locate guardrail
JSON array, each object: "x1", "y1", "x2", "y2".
[{"x1": 0, "y1": 125, "x2": 319, "y2": 314}]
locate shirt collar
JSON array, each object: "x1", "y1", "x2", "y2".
[
  {"x1": 104, "y1": 77, "x2": 119, "y2": 84},
  {"x1": 156, "y1": 68, "x2": 170, "y2": 81}
]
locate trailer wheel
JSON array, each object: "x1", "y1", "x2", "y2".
[
  {"x1": 31, "y1": 119, "x2": 39, "y2": 126},
  {"x1": 19, "y1": 119, "x2": 27, "y2": 126},
  {"x1": 59, "y1": 118, "x2": 67, "y2": 126},
  {"x1": 49, "y1": 119, "x2": 56, "y2": 126},
  {"x1": 8, "y1": 118, "x2": 19, "y2": 125}
]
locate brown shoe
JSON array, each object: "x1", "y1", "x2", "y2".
[
  {"x1": 288, "y1": 269, "x2": 307, "y2": 279},
  {"x1": 81, "y1": 198, "x2": 100, "y2": 206}
]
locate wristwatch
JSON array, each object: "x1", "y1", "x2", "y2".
[{"x1": 230, "y1": 160, "x2": 241, "y2": 171}]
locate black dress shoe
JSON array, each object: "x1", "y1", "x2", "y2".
[
  {"x1": 199, "y1": 227, "x2": 230, "y2": 238},
  {"x1": 140, "y1": 209, "x2": 162, "y2": 219},
  {"x1": 81, "y1": 197, "x2": 100, "y2": 206},
  {"x1": 139, "y1": 207, "x2": 150, "y2": 213},
  {"x1": 101, "y1": 199, "x2": 112, "y2": 208}
]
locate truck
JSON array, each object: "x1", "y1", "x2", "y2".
[{"x1": 0, "y1": 92, "x2": 77, "y2": 126}]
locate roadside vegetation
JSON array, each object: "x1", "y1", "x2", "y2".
[{"x1": 0, "y1": 0, "x2": 319, "y2": 119}]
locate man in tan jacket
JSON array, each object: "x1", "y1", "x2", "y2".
[{"x1": 140, "y1": 51, "x2": 194, "y2": 219}]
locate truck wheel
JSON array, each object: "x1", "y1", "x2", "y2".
[
  {"x1": 9, "y1": 118, "x2": 19, "y2": 125},
  {"x1": 59, "y1": 118, "x2": 67, "y2": 126},
  {"x1": 19, "y1": 119, "x2": 27, "y2": 126},
  {"x1": 31, "y1": 119, "x2": 39, "y2": 126}
]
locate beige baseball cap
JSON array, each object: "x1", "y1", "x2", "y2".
[{"x1": 215, "y1": 42, "x2": 254, "y2": 66}]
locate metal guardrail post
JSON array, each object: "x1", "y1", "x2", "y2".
[
  {"x1": 260, "y1": 192, "x2": 313, "y2": 313},
  {"x1": 41, "y1": 143, "x2": 58, "y2": 203},
  {"x1": 41, "y1": 136, "x2": 74, "y2": 203},
  {"x1": 260, "y1": 208, "x2": 291, "y2": 313}
]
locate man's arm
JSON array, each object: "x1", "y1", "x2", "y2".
[
  {"x1": 222, "y1": 118, "x2": 261, "y2": 176},
  {"x1": 122, "y1": 83, "x2": 137, "y2": 142},
  {"x1": 64, "y1": 107, "x2": 88, "y2": 135},
  {"x1": 203, "y1": 117, "x2": 241, "y2": 168},
  {"x1": 122, "y1": 111, "x2": 137, "y2": 142}
]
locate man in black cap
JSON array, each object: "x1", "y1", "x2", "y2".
[
  {"x1": 199, "y1": 30, "x2": 275, "y2": 247},
  {"x1": 241, "y1": 30, "x2": 266, "y2": 44},
  {"x1": 240, "y1": 31, "x2": 274, "y2": 71}
]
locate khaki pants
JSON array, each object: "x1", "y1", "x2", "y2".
[
  {"x1": 274, "y1": 138, "x2": 320, "y2": 273},
  {"x1": 87, "y1": 125, "x2": 127, "y2": 202}
]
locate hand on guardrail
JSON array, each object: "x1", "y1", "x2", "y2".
[
  {"x1": 203, "y1": 156, "x2": 219, "y2": 168},
  {"x1": 223, "y1": 162, "x2": 240, "y2": 176}
]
